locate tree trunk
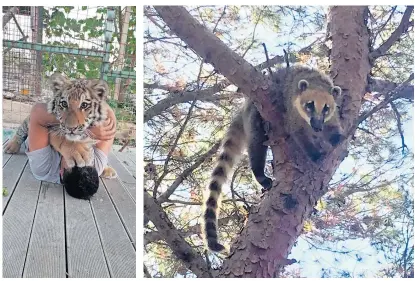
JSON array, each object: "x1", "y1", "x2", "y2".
[
  {"x1": 154, "y1": 6, "x2": 371, "y2": 277},
  {"x1": 114, "y1": 6, "x2": 132, "y2": 102},
  {"x1": 219, "y1": 7, "x2": 370, "y2": 277}
]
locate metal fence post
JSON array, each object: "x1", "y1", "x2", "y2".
[
  {"x1": 34, "y1": 7, "x2": 43, "y2": 96},
  {"x1": 101, "y1": 7, "x2": 115, "y2": 82}
]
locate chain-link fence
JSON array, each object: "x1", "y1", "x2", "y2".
[{"x1": 2, "y1": 6, "x2": 136, "y2": 149}]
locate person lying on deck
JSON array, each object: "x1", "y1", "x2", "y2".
[{"x1": 4, "y1": 103, "x2": 117, "y2": 198}]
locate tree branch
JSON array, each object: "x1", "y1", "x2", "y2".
[
  {"x1": 145, "y1": 6, "x2": 172, "y2": 35},
  {"x1": 153, "y1": 100, "x2": 197, "y2": 197},
  {"x1": 357, "y1": 126, "x2": 377, "y2": 137},
  {"x1": 390, "y1": 101, "x2": 408, "y2": 155},
  {"x1": 341, "y1": 180, "x2": 395, "y2": 198},
  {"x1": 144, "y1": 83, "x2": 234, "y2": 123},
  {"x1": 144, "y1": 192, "x2": 211, "y2": 277},
  {"x1": 373, "y1": 6, "x2": 397, "y2": 43},
  {"x1": 157, "y1": 141, "x2": 221, "y2": 203},
  {"x1": 144, "y1": 82, "x2": 180, "y2": 92},
  {"x1": 154, "y1": 6, "x2": 280, "y2": 126},
  {"x1": 369, "y1": 76, "x2": 414, "y2": 101},
  {"x1": 144, "y1": 214, "x2": 239, "y2": 246},
  {"x1": 143, "y1": 50, "x2": 288, "y2": 123},
  {"x1": 355, "y1": 73, "x2": 414, "y2": 131},
  {"x1": 370, "y1": 6, "x2": 414, "y2": 60}
]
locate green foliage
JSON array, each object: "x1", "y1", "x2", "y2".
[
  {"x1": 41, "y1": 6, "x2": 136, "y2": 80},
  {"x1": 38, "y1": 6, "x2": 136, "y2": 122},
  {"x1": 250, "y1": 6, "x2": 282, "y2": 32}
]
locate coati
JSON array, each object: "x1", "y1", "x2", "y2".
[
  {"x1": 281, "y1": 66, "x2": 344, "y2": 161},
  {"x1": 202, "y1": 65, "x2": 344, "y2": 252}
]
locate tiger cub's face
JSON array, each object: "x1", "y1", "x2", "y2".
[{"x1": 47, "y1": 73, "x2": 109, "y2": 141}]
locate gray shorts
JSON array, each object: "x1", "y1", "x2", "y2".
[{"x1": 25, "y1": 138, "x2": 108, "y2": 184}]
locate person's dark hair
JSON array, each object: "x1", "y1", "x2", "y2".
[{"x1": 62, "y1": 166, "x2": 99, "y2": 200}]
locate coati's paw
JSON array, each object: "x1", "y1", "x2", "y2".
[
  {"x1": 101, "y1": 166, "x2": 118, "y2": 179},
  {"x1": 3, "y1": 137, "x2": 21, "y2": 154},
  {"x1": 260, "y1": 177, "x2": 273, "y2": 191},
  {"x1": 256, "y1": 175, "x2": 273, "y2": 191},
  {"x1": 207, "y1": 240, "x2": 226, "y2": 253},
  {"x1": 263, "y1": 121, "x2": 271, "y2": 135},
  {"x1": 308, "y1": 150, "x2": 324, "y2": 163},
  {"x1": 329, "y1": 133, "x2": 346, "y2": 147}
]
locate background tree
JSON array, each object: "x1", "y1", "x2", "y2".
[{"x1": 144, "y1": 5, "x2": 413, "y2": 278}]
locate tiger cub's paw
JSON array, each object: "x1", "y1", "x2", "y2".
[
  {"x1": 3, "y1": 136, "x2": 21, "y2": 154},
  {"x1": 101, "y1": 166, "x2": 117, "y2": 179}
]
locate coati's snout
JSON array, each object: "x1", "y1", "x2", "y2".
[{"x1": 310, "y1": 116, "x2": 324, "y2": 132}]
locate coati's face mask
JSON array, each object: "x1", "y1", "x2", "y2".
[{"x1": 295, "y1": 79, "x2": 342, "y2": 132}]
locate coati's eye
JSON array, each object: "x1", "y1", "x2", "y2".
[
  {"x1": 305, "y1": 101, "x2": 314, "y2": 112},
  {"x1": 323, "y1": 104, "x2": 330, "y2": 115},
  {"x1": 80, "y1": 102, "x2": 90, "y2": 110},
  {"x1": 60, "y1": 101, "x2": 68, "y2": 108}
]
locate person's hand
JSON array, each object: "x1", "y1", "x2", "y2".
[{"x1": 89, "y1": 116, "x2": 116, "y2": 141}]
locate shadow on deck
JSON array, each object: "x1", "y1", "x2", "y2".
[{"x1": 2, "y1": 142, "x2": 136, "y2": 278}]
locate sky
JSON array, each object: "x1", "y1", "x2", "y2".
[{"x1": 143, "y1": 6, "x2": 413, "y2": 277}]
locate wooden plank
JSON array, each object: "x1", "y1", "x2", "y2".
[
  {"x1": 127, "y1": 150, "x2": 136, "y2": 164},
  {"x1": 3, "y1": 137, "x2": 21, "y2": 167},
  {"x1": 3, "y1": 165, "x2": 41, "y2": 278},
  {"x1": 112, "y1": 150, "x2": 136, "y2": 178},
  {"x1": 111, "y1": 145, "x2": 135, "y2": 164},
  {"x1": 3, "y1": 146, "x2": 28, "y2": 211},
  {"x1": 107, "y1": 152, "x2": 136, "y2": 201},
  {"x1": 23, "y1": 182, "x2": 66, "y2": 278},
  {"x1": 101, "y1": 176, "x2": 136, "y2": 246},
  {"x1": 3, "y1": 151, "x2": 12, "y2": 167},
  {"x1": 90, "y1": 179, "x2": 136, "y2": 278},
  {"x1": 65, "y1": 189, "x2": 110, "y2": 278}
]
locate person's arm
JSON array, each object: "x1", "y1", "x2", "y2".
[{"x1": 88, "y1": 106, "x2": 117, "y2": 155}]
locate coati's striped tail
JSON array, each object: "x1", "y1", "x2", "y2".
[{"x1": 203, "y1": 113, "x2": 246, "y2": 252}]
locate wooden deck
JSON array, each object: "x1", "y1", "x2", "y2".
[{"x1": 2, "y1": 142, "x2": 136, "y2": 278}]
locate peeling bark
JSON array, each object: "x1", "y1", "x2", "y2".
[
  {"x1": 328, "y1": 6, "x2": 371, "y2": 132},
  {"x1": 154, "y1": 5, "x2": 371, "y2": 277}
]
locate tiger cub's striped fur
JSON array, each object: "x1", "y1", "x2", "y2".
[{"x1": 3, "y1": 73, "x2": 117, "y2": 179}]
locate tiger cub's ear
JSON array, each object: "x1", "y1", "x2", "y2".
[
  {"x1": 50, "y1": 73, "x2": 70, "y2": 94},
  {"x1": 89, "y1": 80, "x2": 109, "y2": 100}
]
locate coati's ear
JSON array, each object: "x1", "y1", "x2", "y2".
[
  {"x1": 89, "y1": 79, "x2": 109, "y2": 100},
  {"x1": 298, "y1": 79, "x2": 309, "y2": 92},
  {"x1": 331, "y1": 86, "x2": 342, "y2": 98},
  {"x1": 50, "y1": 73, "x2": 70, "y2": 94}
]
